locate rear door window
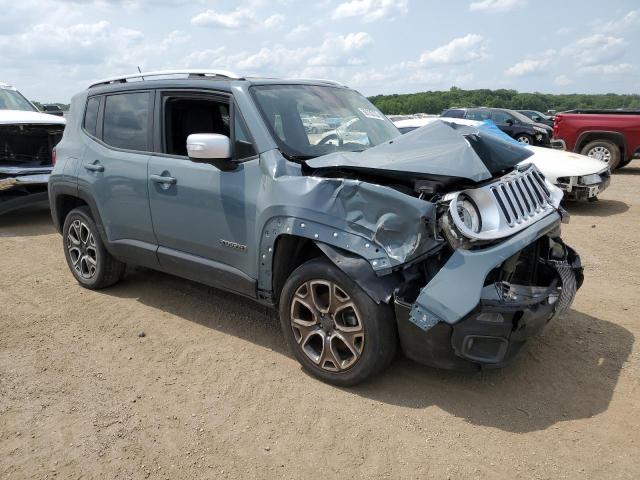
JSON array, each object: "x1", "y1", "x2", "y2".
[{"x1": 103, "y1": 92, "x2": 151, "y2": 151}]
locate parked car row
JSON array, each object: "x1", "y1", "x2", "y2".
[{"x1": 441, "y1": 107, "x2": 553, "y2": 146}]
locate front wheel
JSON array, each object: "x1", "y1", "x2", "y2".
[
  {"x1": 62, "y1": 207, "x2": 125, "y2": 289},
  {"x1": 279, "y1": 258, "x2": 397, "y2": 386},
  {"x1": 516, "y1": 134, "x2": 533, "y2": 144}
]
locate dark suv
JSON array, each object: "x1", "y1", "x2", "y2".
[
  {"x1": 49, "y1": 71, "x2": 582, "y2": 386},
  {"x1": 442, "y1": 107, "x2": 552, "y2": 146}
]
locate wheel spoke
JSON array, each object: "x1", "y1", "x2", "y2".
[
  {"x1": 319, "y1": 334, "x2": 341, "y2": 371},
  {"x1": 310, "y1": 280, "x2": 332, "y2": 314}
]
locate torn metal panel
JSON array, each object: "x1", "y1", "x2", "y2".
[
  {"x1": 314, "y1": 242, "x2": 401, "y2": 304},
  {"x1": 257, "y1": 150, "x2": 440, "y2": 287},
  {"x1": 409, "y1": 212, "x2": 562, "y2": 330}
]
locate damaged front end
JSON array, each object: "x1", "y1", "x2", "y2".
[
  {"x1": 392, "y1": 162, "x2": 583, "y2": 369},
  {"x1": 0, "y1": 123, "x2": 63, "y2": 214}
]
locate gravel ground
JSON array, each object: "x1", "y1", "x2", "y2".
[{"x1": 1, "y1": 161, "x2": 639, "y2": 479}]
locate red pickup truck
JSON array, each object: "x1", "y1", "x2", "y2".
[{"x1": 552, "y1": 110, "x2": 640, "y2": 170}]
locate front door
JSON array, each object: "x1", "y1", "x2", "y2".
[{"x1": 147, "y1": 91, "x2": 260, "y2": 296}]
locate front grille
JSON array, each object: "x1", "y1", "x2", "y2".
[{"x1": 489, "y1": 166, "x2": 554, "y2": 227}]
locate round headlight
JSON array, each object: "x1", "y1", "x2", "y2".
[{"x1": 456, "y1": 195, "x2": 481, "y2": 233}]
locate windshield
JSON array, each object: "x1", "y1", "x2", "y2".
[
  {"x1": 251, "y1": 84, "x2": 400, "y2": 158},
  {"x1": 0, "y1": 88, "x2": 37, "y2": 112}
]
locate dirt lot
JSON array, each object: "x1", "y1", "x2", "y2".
[{"x1": 1, "y1": 162, "x2": 639, "y2": 479}]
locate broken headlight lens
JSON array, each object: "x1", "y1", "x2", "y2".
[
  {"x1": 456, "y1": 195, "x2": 481, "y2": 233},
  {"x1": 579, "y1": 173, "x2": 602, "y2": 185}
]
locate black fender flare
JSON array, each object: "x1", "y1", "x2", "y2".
[{"x1": 314, "y1": 242, "x2": 401, "y2": 305}]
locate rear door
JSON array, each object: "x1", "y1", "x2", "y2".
[
  {"x1": 77, "y1": 90, "x2": 159, "y2": 267},
  {"x1": 146, "y1": 90, "x2": 260, "y2": 297}
]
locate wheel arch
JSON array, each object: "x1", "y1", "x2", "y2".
[
  {"x1": 258, "y1": 216, "x2": 398, "y2": 306},
  {"x1": 575, "y1": 130, "x2": 626, "y2": 157}
]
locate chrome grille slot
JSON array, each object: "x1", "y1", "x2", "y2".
[
  {"x1": 490, "y1": 165, "x2": 554, "y2": 228},
  {"x1": 446, "y1": 163, "x2": 562, "y2": 242}
]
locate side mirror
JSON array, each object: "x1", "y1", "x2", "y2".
[
  {"x1": 505, "y1": 119, "x2": 514, "y2": 126},
  {"x1": 532, "y1": 115, "x2": 541, "y2": 122},
  {"x1": 186, "y1": 133, "x2": 236, "y2": 171}
]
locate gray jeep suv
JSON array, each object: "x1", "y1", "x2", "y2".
[{"x1": 49, "y1": 70, "x2": 583, "y2": 386}]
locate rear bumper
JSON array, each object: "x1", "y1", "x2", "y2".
[{"x1": 395, "y1": 217, "x2": 583, "y2": 370}]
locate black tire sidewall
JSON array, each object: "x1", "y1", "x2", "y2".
[
  {"x1": 279, "y1": 257, "x2": 396, "y2": 387},
  {"x1": 581, "y1": 140, "x2": 621, "y2": 170},
  {"x1": 62, "y1": 207, "x2": 109, "y2": 289}
]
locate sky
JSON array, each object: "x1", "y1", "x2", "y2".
[{"x1": 1, "y1": 0, "x2": 639, "y2": 102}]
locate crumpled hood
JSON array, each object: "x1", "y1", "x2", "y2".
[
  {"x1": 306, "y1": 119, "x2": 533, "y2": 183},
  {"x1": 0, "y1": 110, "x2": 66, "y2": 126},
  {"x1": 523, "y1": 146, "x2": 608, "y2": 182}
]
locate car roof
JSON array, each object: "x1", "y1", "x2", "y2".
[{"x1": 86, "y1": 70, "x2": 348, "y2": 94}]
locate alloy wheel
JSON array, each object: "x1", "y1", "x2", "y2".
[
  {"x1": 587, "y1": 145, "x2": 612, "y2": 164},
  {"x1": 289, "y1": 280, "x2": 365, "y2": 372},
  {"x1": 516, "y1": 135, "x2": 531, "y2": 144},
  {"x1": 66, "y1": 219, "x2": 98, "y2": 279}
]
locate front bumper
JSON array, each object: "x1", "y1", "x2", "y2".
[
  {"x1": 557, "y1": 175, "x2": 611, "y2": 201},
  {"x1": 395, "y1": 215, "x2": 583, "y2": 370},
  {"x1": 0, "y1": 169, "x2": 51, "y2": 215}
]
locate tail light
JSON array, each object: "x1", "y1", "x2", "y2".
[{"x1": 52, "y1": 147, "x2": 57, "y2": 166}]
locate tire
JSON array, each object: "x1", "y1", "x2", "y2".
[
  {"x1": 62, "y1": 207, "x2": 125, "y2": 289},
  {"x1": 515, "y1": 134, "x2": 533, "y2": 144},
  {"x1": 580, "y1": 140, "x2": 621, "y2": 170},
  {"x1": 279, "y1": 257, "x2": 397, "y2": 386}
]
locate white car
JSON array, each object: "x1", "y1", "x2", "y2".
[
  {"x1": 0, "y1": 82, "x2": 66, "y2": 214},
  {"x1": 393, "y1": 117, "x2": 610, "y2": 201}
]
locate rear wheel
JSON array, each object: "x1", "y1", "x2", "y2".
[
  {"x1": 581, "y1": 140, "x2": 621, "y2": 170},
  {"x1": 62, "y1": 207, "x2": 125, "y2": 289},
  {"x1": 515, "y1": 134, "x2": 533, "y2": 144},
  {"x1": 279, "y1": 257, "x2": 397, "y2": 386}
]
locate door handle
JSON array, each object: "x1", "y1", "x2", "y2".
[
  {"x1": 84, "y1": 162, "x2": 104, "y2": 172},
  {"x1": 150, "y1": 174, "x2": 177, "y2": 185}
]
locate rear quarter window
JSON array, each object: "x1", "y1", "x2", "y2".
[
  {"x1": 103, "y1": 92, "x2": 150, "y2": 151},
  {"x1": 83, "y1": 97, "x2": 100, "y2": 137}
]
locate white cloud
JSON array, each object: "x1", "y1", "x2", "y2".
[
  {"x1": 192, "y1": 32, "x2": 373, "y2": 75},
  {"x1": 191, "y1": 8, "x2": 255, "y2": 29},
  {"x1": 505, "y1": 49, "x2": 555, "y2": 76},
  {"x1": 469, "y1": 0, "x2": 527, "y2": 13},
  {"x1": 419, "y1": 34, "x2": 486, "y2": 65},
  {"x1": 505, "y1": 59, "x2": 548, "y2": 76},
  {"x1": 264, "y1": 14, "x2": 285, "y2": 29},
  {"x1": 309, "y1": 32, "x2": 373, "y2": 66},
  {"x1": 286, "y1": 23, "x2": 312, "y2": 39},
  {"x1": 333, "y1": 0, "x2": 408, "y2": 22},
  {"x1": 562, "y1": 34, "x2": 627, "y2": 67},
  {"x1": 600, "y1": 10, "x2": 639, "y2": 33},
  {"x1": 581, "y1": 63, "x2": 634, "y2": 75},
  {"x1": 554, "y1": 74, "x2": 572, "y2": 86}
]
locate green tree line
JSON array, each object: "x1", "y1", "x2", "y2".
[{"x1": 369, "y1": 87, "x2": 640, "y2": 115}]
